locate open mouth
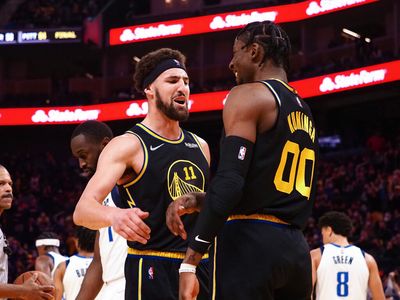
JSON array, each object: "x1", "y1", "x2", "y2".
[{"x1": 173, "y1": 97, "x2": 186, "y2": 106}]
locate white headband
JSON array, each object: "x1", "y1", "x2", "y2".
[{"x1": 35, "y1": 238, "x2": 60, "y2": 247}]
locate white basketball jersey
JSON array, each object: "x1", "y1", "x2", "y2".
[
  {"x1": 0, "y1": 228, "x2": 8, "y2": 286},
  {"x1": 63, "y1": 255, "x2": 99, "y2": 300},
  {"x1": 99, "y1": 190, "x2": 126, "y2": 285},
  {"x1": 48, "y1": 251, "x2": 68, "y2": 279},
  {"x1": 316, "y1": 243, "x2": 369, "y2": 300}
]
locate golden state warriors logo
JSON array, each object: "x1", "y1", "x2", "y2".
[{"x1": 167, "y1": 160, "x2": 205, "y2": 200}]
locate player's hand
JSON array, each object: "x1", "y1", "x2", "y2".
[
  {"x1": 166, "y1": 194, "x2": 198, "y2": 240},
  {"x1": 179, "y1": 272, "x2": 199, "y2": 300},
  {"x1": 22, "y1": 273, "x2": 55, "y2": 300},
  {"x1": 111, "y1": 207, "x2": 151, "y2": 243}
]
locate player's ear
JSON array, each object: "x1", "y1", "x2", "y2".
[
  {"x1": 101, "y1": 137, "x2": 111, "y2": 149},
  {"x1": 144, "y1": 85, "x2": 154, "y2": 98},
  {"x1": 251, "y1": 43, "x2": 264, "y2": 64}
]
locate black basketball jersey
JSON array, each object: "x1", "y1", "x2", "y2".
[
  {"x1": 118, "y1": 123, "x2": 209, "y2": 251},
  {"x1": 231, "y1": 79, "x2": 319, "y2": 229}
]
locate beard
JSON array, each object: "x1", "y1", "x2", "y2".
[{"x1": 155, "y1": 89, "x2": 189, "y2": 122}]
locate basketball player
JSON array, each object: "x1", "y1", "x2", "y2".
[
  {"x1": 35, "y1": 232, "x2": 68, "y2": 279},
  {"x1": 73, "y1": 48, "x2": 210, "y2": 299},
  {"x1": 311, "y1": 211, "x2": 385, "y2": 300},
  {"x1": 70, "y1": 120, "x2": 126, "y2": 300},
  {"x1": 53, "y1": 226, "x2": 97, "y2": 300},
  {"x1": 0, "y1": 164, "x2": 54, "y2": 299},
  {"x1": 167, "y1": 21, "x2": 319, "y2": 300}
]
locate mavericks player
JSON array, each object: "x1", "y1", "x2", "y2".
[
  {"x1": 54, "y1": 227, "x2": 97, "y2": 300},
  {"x1": 311, "y1": 211, "x2": 385, "y2": 300},
  {"x1": 35, "y1": 232, "x2": 68, "y2": 279},
  {"x1": 70, "y1": 120, "x2": 126, "y2": 300}
]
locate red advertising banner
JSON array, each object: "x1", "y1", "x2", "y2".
[
  {"x1": 290, "y1": 60, "x2": 400, "y2": 98},
  {"x1": 109, "y1": 0, "x2": 378, "y2": 45},
  {"x1": 0, "y1": 60, "x2": 398, "y2": 126}
]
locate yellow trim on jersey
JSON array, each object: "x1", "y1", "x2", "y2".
[
  {"x1": 190, "y1": 132, "x2": 208, "y2": 163},
  {"x1": 227, "y1": 214, "x2": 290, "y2": 225},
  {"x1": 122, "y1": 132, "x2": 148, "y2": 188},
  {"x1": 138, "y1": 258, "x2": 143, "y2": 300},
  {"x1": 128, "y1": 248, "x2": 209, "y2": 260},
  {"x1": 137, "y1": 123, "x2": 184, "y2": 144},
  {"x1": 125, "y1": 188, "x2": 136, "y2": 207},
  {"x1": 268, "y1": 78, "x2": 298, "y2": 94},
  {"x1": 212, "y1": 237, "x2": 217, "y2": 300}
]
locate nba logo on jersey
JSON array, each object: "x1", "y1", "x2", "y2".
[
  {"x1": 148, "y1": 266, "x2": 154, "y2": 279},
  {"x1": 238, "y1": 146, "x2": 247, "y2": 160}
]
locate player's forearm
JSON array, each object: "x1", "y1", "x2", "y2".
[
  {"x1": 73, "y1": 197, "x2": 116, "y2": 229},
  {"x1": 191, "y1": 192, "x2": 206, "y2": 211},
  {"x1": 76, "y1": 259, "x2": 104, "y2": 300},
  {"x1": 183, "y1": 248, "x2": 204, "y2": 267},
  {"x1": 0, "y1": 284, "x2": 30, "y2": 298}
]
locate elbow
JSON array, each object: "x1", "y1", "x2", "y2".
[{"x1": 73, "y1": 204, "x2": 84, "y2": 226}]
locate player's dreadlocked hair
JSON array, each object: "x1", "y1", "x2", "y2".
[
  {"x1": 235, "y1": 21, "x2": 291, "y2": 73},
  {"x1": 133, "y1": 48, "x2": 186, "y2": 92}
]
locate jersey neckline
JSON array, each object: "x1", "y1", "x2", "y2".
[{"x1": 137, "y1": 123, "x2": 184, "y2": 144}]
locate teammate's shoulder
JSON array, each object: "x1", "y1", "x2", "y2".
[
  {"x1": 107, "y1": 132, "x2": 142, "y2": 147},
  {"x1": 99, "y1": 133, "x2": 143, "y2": 159},
  {"x1": 229, "y1": 81, "x2": 269, "y2": 95},
  {"x1": 226, "y1": 82, "x2": 274, "y2": 108},
  {"x1": 310, "y1": 247, "x2": 322, "y2": 259}
]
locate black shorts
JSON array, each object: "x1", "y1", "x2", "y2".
[
  {"x1": 210, "y1": 218, "x2": 312, "y2": 300},
  {"x1": 124, "y1": 250, "x2": 209, "y2": 300}
]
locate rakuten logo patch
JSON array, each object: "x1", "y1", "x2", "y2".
[
  {"x1": 32, "y1": 109, "x2": 100, "y2": 123},
  {"x1": 210, "y1": 11, "x2": 277, "y2": 30},
  {"x1": 319, "y1": 69, "x2": 387, "y2": 92},
  {"x1": 120, "y1": 24, "x2": 183, "y2": 42}
]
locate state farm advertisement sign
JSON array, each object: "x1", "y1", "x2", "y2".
[
  {"x1": 290, "y1": 60, "x2": 399, "y2": 98},
  {"x1": 109, "y1": 0, "x2": 377, "y2": 45},
  {"x1": 0, "y1": 91, "x2": 228, "y2": 126},
  {"x1": 0, "y1": 60, "x2": 398, "y2": 126}
]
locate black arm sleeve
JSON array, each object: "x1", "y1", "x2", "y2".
[{"x1": 189, "y1": 135, "x2": 254, "y2": 254}]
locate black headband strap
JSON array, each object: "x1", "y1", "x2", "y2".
[{"x1": 142, "y1": 59, "x2": 186, "y2": 89}]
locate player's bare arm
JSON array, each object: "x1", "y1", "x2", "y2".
[
  {"x1": 73, "y1": 134, "x2": 151, "y2": 243},
  {"x1": 0, "y1": 273, "x2": 54, "y2": 300},
  {"x1": 310, "y1": 248, "x2": 321, "y2": 299},
  {"x1": 35, "y1": 255, "x2": 52, "y2": 278},
  {"x1": 167, "y1": 192, "x2": 205, "y2": 239},
  {"x1": 76, "y1": 231, "x2": 103, "y2": 300},
  {"x1": 365, "y1": 253, "x2": 385, "y2": 300},
  {"x1": 54, "y1": 261, "x2": 66, "y2": 300}
]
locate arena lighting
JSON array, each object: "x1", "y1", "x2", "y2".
[
  {"x1": 109, "y1": 0, "x2": 378, "y2": 45},
  {"x1": 0, "y1": 59, "x2": 398, "y2": 126},
  {"x1": 342, "y1": 28, "x2": 361, "y2": 39}
]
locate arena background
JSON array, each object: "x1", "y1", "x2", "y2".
[{"x1": 0, "y1": 0, "x2": 399, "y2": 295}]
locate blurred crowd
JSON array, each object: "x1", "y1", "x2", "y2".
[{"x1": 7, "y1": 0, "x2": 107, "y2": 28}]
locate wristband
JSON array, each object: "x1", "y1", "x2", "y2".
[{"x1": 179, "y1": 263, "x2": 196, "y2": 274}]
